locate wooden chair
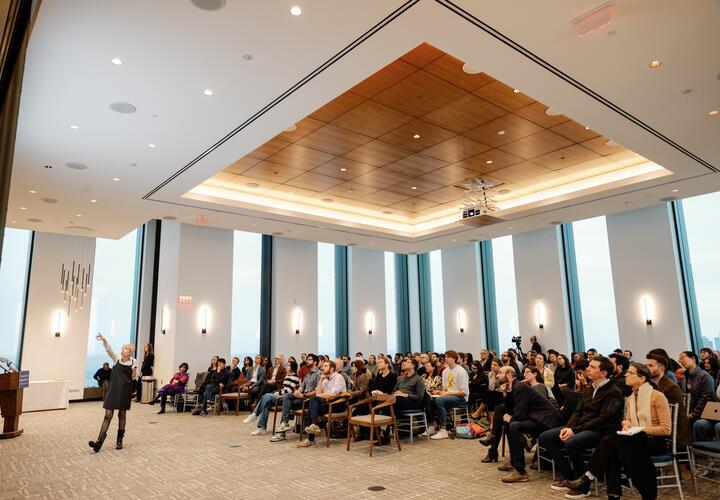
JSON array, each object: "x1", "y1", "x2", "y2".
[
  {"x1": 292, "y1": 398, "x2": 310, "y2": 440},
  {"x1": 319, "y1": 393, "x2": 351, "y2": 447},
  {"x1": 216, "y1": 376, "x2": 249, "y2": 416},
  {"x1": 347, "y1": 394, "x2": 401, "y2": 457}
]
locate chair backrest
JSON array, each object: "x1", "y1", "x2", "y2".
[
  {"x1": 683, "y1": 392, "x2": 691, "y2": 413},
  {"x1": 669, "y1": 402, "x2": 679, "y2": 455},
  {"x1": 191, "y1": 371, "x2": 207, "y2": 391}
]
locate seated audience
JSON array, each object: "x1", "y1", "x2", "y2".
[
  {"x1": 430, "y1": 350, "x2": 469, "y2": 440},
  {"x1": 371, "y1": 355, "x2": 398, "y2": 395},
  {"x1": 608, "y1": 353, "x2": 632, "y2": 397},
  {"x1": 241, "y1": 356, "x2": 253, "y2": 378},
  {"x1": 299, "y1": 360, "x2": 347, "y2": 448},
  {"x1": 271, "y1": 354, "x2": 320, "y2": 442},
  {"x1": 468, "y1": 360, "x2": 489, "y2": 407},
  {"x1": 563, "y1": 363, "x2": 671, "y2": 500},
  {"x1": 263, "y1": 354, "x2": 287, "y2": 394},
  {"x1": 349, "y1": 359, "x2": 370, "y2": 403},
  {"x1": 245, "y1": 359, "x2": 300, "y2": 435},
  {"x1": 150, "y1": 362, "x2": 189, "y2": 414},
  {"x1": 239, "y1": 354, "x2": 266, "y2": 403},
  {"x1": 479, "y1": 349, "x2": 493, "y2": 372},
  {"x1": 538, "y1": 356, "x2": 623, "y2": 490},
  {"x1": 196, "y1": 355, "x2": 219, "y2": 400},
  {"x1": 623, "y1": 350, "x2": 633, "y2": 362},
  {"x1": 645, "y1": 352, "x2": 691, "y2": 445},
  {"x1": 678, "y1": 351, "x2": 716, "y2": 433},
  {"x1": 193, "y1": 357, "x2": 229, "y2": 416},
  {"x1": 473, "y1": 358, "x2": 502, "y2": 422},
  {"x1": 298, "y1": 353, "x2": 309, "y2": 381},
  {"x1": 366, "y1": 354, "x2": 378, "y2": 377},
  {"x1": 93, "y1": 362, "x2": 112, "y2": 390},
  {"x1": 552, "y1": 354, "x2": 576, "y2": 404},
  {"x1": 393, "y1": 357, "x2": 426, "y2": 413},
  {"x1": 535, "y1": 353, "x2": 555, "y2": 397},
  {"x1": 530, "y1": 335, "x2": 542, "y2": 355},
  {"x1": 648, "y1": 348, "x2": 680, "y2": 382},
  {"x1": 523, "y1": 365, "x2": 549, "y2": 399}
]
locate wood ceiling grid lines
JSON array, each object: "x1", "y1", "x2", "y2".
[{"x1": 217, "y1": 43, "x2": 647, "y2": 218}]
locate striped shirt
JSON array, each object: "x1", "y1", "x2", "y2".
[{"x1": 281, "y1": 374, "x2": 300, "y2": 395}]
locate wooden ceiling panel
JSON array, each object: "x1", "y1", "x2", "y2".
[
  {"x1": 500, "y1": 130, "x2": 574, "y2": 160},
  {"x1": 384, "y1": 153, "x2": 447, "y2": 177},
  {"x1": 243, "y1": 161, "x2": 307, "y2": 183},
  {"x1": 361, "y1": 189, "x2": 411, "y2": 206},
  {"x1": 489, "y1": 161, "x2": 553, "y2": 183},
  {"x1": 270, "y1": 184, "x2": 318, "y2": 201},
  {"x1": 296, "y1": 124, "x2": 371, "y2": 156},
  {"x1": 267, "y1": 144, "x2": 335, "y2": 171},
  {"x1": 549, "y1": 120, "x2": 600, "y2": 143},
  {"x1": 379, "y1": 119, "x2": 456, "y2": 152},
  {"x1": 532, "y1": 144, "x2": 603, "y2": 170},
  {"x1": 473, "y1": 82, "x2": 535, "y2": 112},
  {"x1": 343, "y1": 140, "x2": 412, "y2": 166},
  {"x1": 311, "y1": 157, "x2": 376, "y2": 180},
  {"x1": 322, "y1": 181, "x2": 380, "y2": 200},
  {"x1": 464, "y1": 114, "x2": 545, "y2": 148},
  {"x1": 373, "y1": 70, "x2": 461, "y2": 117},
  {"x1": 309, "y1": 92, "x2": 365, "y2": 123},
  {"x1": 247, "y1": 136, "x2": 292, "y2": 160},
  {"x1": 417, "y1": 164, "x2": 478, "y2": 185},
  {"x1": 279, "y1": 117, "x2": 325, "y2": 143},
  {"x1": 285, "y1": 171, "x2": 345, "y2": 191},
  {"x1": 421, "y1": 136, "x2": 493, "y2": 163},
  {"x1": 423, "y1": 54, "x2": 495, "y2": 92},
  {"x1": 389, "y1": 197, "x2": 437, "y2": 213},
  {"x1": 581, "y1": 136, "x2": 628, "y2": 156},
  {"x1": 352, "y1": 169, "x2": 413, "y2": 189},
  {"x1": 350, "y1": 59, "x2": 418, "y2": 99},
  {"x1": 454, "y1": 148, "x2": 525, "y2": 174},
  {"x1": 423, "y1": 94, "x2": 507, "y2": 133},
  {"x1": 515, "y1": 102, "x2": 571, "y2": 128},
  {"x1": 400, "y1": 42, "x2": 445, "y2": 68},
  {"x1": 386, "y1": 177, "x2": 444, "y2": 197},
  {"x1": 224, "y1": 156, "x2": 262, "y2": 175},
  {"x1": 331, "y1": 100, "x2": 414, "y2": 138},
  {"x1": 418, "y1": 185, "x2": 466, "y2": 204}
]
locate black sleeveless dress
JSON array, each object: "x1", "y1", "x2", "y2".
[{"x1": 103, "y1": 359, "x2": 134, "y2": 410}]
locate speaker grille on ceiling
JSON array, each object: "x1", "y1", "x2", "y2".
[
  {"x1": 109, "y1": 102, "x2": 136, "y2": 114},
  {"x1": 191, "y1": 0, "x2": 226, "y2": 11}
]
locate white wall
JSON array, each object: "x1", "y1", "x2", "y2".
[
  {"x1": 348, "y1": 248, "x2": 387, "y2": 357},
  {"x1": 513, "y1": 228, "x2": 572, "y2": 355},
  {"x1": 606, "y1": 204, "x2": 691, "y2": 357},
  {"x1": 21, "y1": 232, "x2": 96, "y2": 399},
  {"x1": 441, "y1": 244, "x2": 486, "y2": 354},
  {"x1": 273, "y1": 237, "x2": 318, "y2": 358},
  {"x1": 153, "y1": 221, "x2": 180, "y2": 385}
]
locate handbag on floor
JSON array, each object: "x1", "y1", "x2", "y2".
[{"x1": 454, "y1": 423, "x2": 485, "y2": 439}]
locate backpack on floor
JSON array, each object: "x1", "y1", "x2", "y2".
[{"x1": 454, "y1": 423, "x2": 485, "y2": 439}]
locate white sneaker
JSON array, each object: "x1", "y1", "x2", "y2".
[
  {"x1": 242, "y1": 413, "x2": 258, "y2": 424},
  {"x1": 420, "y1": 427, "x2": 437, "y2": 437},
  {"x1": 276, "y1": 421, "x2": 291, "y2": 433},
  {"x1": 304, "y1": 423, "x2": 322, "y2": 435},
  {"x1": 430, "y1": 429, "x2": 449, "y2": 440},
  {"x1": 251, "y1": 428, "x2": 267, "y2": 436}
]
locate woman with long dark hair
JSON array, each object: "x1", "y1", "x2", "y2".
[
  {"x1": 551, "y1": 354, "x2": 575, "y2": 404},
  {"x1": 135, "y1": 343, "x2": 154, "y2": 402},
  {"x1": 88, "y1": 333, "x2": 137, "y2": 452}
]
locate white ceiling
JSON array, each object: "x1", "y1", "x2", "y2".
[{"x1": 7, "y1": 0, "x2": 720, "y2": 253}]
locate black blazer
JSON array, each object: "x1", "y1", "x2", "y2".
[{"x1": 509, "y1": 380, "x2": 559, "y2": 429}]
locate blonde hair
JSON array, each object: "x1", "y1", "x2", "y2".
[{"x1": 121, "y1": 344, "x2": 135, "y2": 353}]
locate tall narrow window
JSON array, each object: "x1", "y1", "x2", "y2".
[
  {"x1": 429, "y1": 250, "x2": 446, "y2": 352},
  {"x1": 572, "y1": 216, "x2": 620, "y2": 354},
  {"x1": 384, "y1": 252, "x2": 397, "y2": 356},
  {"x1": 231, "y1": 231, "x2": 262, "y2": 358},
  {"x1": 492, "y1": 236, "x2": 519, "y2": 351},
  {"x1": 85, "y1": 229, "x2": 141, "y2": 387},
  {"x1": 0, "y1": 228, "x2": 32, "y2": 365},
  {"x1": 677, "y1": 192, "x2": 720, "y2": 349},
  {"x1": 317, "y1": 242, "x2": 336, "y2": 358}
]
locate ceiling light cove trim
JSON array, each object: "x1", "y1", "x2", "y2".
[
  {"x1": 143, "y1": 0, "x2": 421, "y2": 200},
  {"x1": 433, "y1": 0, "x2": 718, "y2": 173}
]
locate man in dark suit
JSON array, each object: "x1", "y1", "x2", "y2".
[{"x1": 480, "y1": 365, "x2": 559, "y2": 483}]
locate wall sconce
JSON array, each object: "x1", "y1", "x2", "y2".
[
  {"x1": 536, "y1": 302, "x2": 545, "y2": 330},
  {"x1": 53, "y1": 310, "x2": 64, "y2": 338},
  {"x1": 642, "y1": 296, "x2": 654, "y2": 325},
  {"x1": 160, "y1": 307, "x2": 168, "y2": 335},
  {"x1": 366, "y1": 311, "x2": 374, "y2": 335},
  {"x1": 200, "y1": 306, "x2": 209, "y2": 334},
  {"x1": 457, "y1": 309, "x2": 466, "y2": 333},
  {"x1": 293, "y1": 308, "x2": 302, "y2": 335}
]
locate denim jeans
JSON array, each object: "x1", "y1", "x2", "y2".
[
  {"x1": 507, "y1": 419, "x2": 543, "y2": 472},
  {"x1": 693, "y1": 418, "x2": 720, "y2": 441},
  {"x1": 255, "y1": 392, "x2": 280, "y2": 429},
  {"x1": 539, "y1": 426, "x2": 602, "y2": 480},
  {"x1": 280, "y1": 393, "x2": 302, "y2": 423},
  {"x1": 433, "y1": 395, "x2": 467, "y2": 427},
  {"x1": 201, "y1": 383, "x2": 219, "y2": 410}
]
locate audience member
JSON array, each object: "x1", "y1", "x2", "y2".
[
  {"x1": 241, "y1": 356, "x2": 253, "y2": 378},
  {"x1": 193, "y1": 357, "x2": 229, "y2": 416},
  {"x1": 678, "y1": 351, "x2": 716, "y2": 428},
  {"x1": 263, "y1": 354, "x2": 287, "y2": 394},
  {"x1": 367, "y1": 354, "x2": 378, "y2": 377},
  {"x1": 523, "y1": 365, "x2": 549, "y2": 399},
  {"x1": 135, "y1": 343, "x2": 154, "y2": 402},
  {"x1": 608, "y1": 353, "x2": 632, "y2": 397},
  {"x1": 93, "y1": 362, "x2": 112, "y2": 391},
  {"x1": 535, "y1": 353, "x2": 555, "y2": 397},
  {"x1": 239, "y1": 354, "x2": 266, "y2": 403},
  {"x1": 371, "y1": 355, "x2": 398, "y2": 395},
  {"x1": 468, "y1": 360, "x2": 489, "y2": 407},
  {"x1": 150, "y1": 362, "x2": 189, "y2": 414},
  {"x1": 530, "y1": 335, "x2": 542, "y2": 355},
  {"x1": 245, "y1": 359, "x2": 300, "y2": 435},
  {"x1": 349, "y1": 359, "x2": 370, "y2": 402},
  {"x1": 430, "y1": 350, "x2": 469, "y2": 440},
  {"x1": 645, "y1": 352, "x2": 691, "y2": 445},
  {"x1": 272, "y1": 354, "x2": 320, "y2": 442},
  {"x1": 623, "y1": 350, "x2": 633, "y2": 361},
  {"x1": 299, "y1": 360, "x2": 347, "y2": 448}
]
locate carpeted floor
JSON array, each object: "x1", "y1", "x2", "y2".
[{"x1": 0, "y1": 401, "x2": 714, "y2": 499}]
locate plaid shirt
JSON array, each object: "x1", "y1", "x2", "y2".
[{"x1": 300, "y1": 368, "x2": 320, "y2": 394}]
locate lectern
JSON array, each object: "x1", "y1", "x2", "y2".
[{"x1": 0, "y1": 372, "x2": 24, "y2": 439}]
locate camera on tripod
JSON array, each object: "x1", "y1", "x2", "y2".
[{"x1": 511, "y1": 335, "x2": 522, "y2": 346}]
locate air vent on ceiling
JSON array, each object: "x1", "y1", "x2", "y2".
[{"x1": 191, "y1": 0, "x2": 226, "y2": 10}]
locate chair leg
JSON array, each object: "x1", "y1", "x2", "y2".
[
  {"x1": 689, "y1": 449, "x2": 698, "y2": 496},
  {"x1": 369, "y1": 426, "x2": 374, "y2": 457},
  {"x1": 347, "y1": 422, "x2": 353, "y2": 451},
  {"x1": 673, "y1": 458, "x2": 684, "y2": 500},
  {"x1": 393, "y1": 421, "x2": 401, "y2": 452},
  {"x1": 235, "y1": 398, "x2": 239, "y2": 416},
  {"x1": 326, "y1": 418, "x2": 331, "y2": 448},
  {"x1": 408, "y1": 415, "x2": 414, "y2": 445},
  {"x1": 272, "y1": 408, "x2": 278, "y2": 434}
]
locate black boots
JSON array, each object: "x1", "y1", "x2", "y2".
[
  {"x1": 481, "y1": 449, "x2": 499, "y2": 463},
  {"x1": 116, "y1": 430, "x2": 125, "y2": 450},
  {"x1": 88, "y1": 431, "x2": 106, "y2": 453},
  {"x1": 478, "y1": 432, "x2": 494, "y2": 446},
  {"x1": 157, "y1": 395, "x2": 167, "y2": 414}
]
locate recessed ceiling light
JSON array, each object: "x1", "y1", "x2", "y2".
[
  {"x1": 203, "y1": 89, "x2": 213, "y2": 96},
  {"x1": 246, "y1": 182, "x2": 259, "y2": 188},
  {"x1": 284, "y1": 124, "x2": 297, "y2": 132},
  {"x1": 545, "y1": 108, "x2": 562, "y2": 116},
  {"x1": 605, "y1": 139, "x2": 619, "y2": 147},
  {"x1": 382, "y1": 210, "x2": 392, "y2": 215},
  {"x1": 242, "y1": 53, "x2": 254, "y2": 61},
  {"x1": 709, "y1": 110, "x2": 719, "y2": 116},
  {"x1": 485, "y1": 160, "x2": 493, "y2": 164},
  {"x1": 69, "y1": 124, "x2": 79, "y2": 130},
  {"x1": 76, "y1": 213, "x2": 82, "y2": 217},
  {"x1": 412, "y1": 134, "x2": 420, "y2": 139},
  {"x1": 65, "y1": 162, "x2": 88, "y2": 170},
  {"x1": 29, "y1": 190, "x2": 37, "y2": 194},
  {"x1": 91, "y1": 199, "x2": 97, "y2": 203},
  {"x1": 452, "y1": 239, "x2": 457, "y2": 242},
  {"x1": 191, "y1": 0, "x2": 226, "y2": 11},
  {"x1": 497, "y1": 130, "x2": 505, "y2": 135},
  {"x1": 290, "y1": 6, "x2": 302, "y2": 15},
  {"x1": 672, "y1": 189, "x2": 679, "y2": 193},
  {"x1": 461, "y1": 63, "x2": 481, "y2": 74},
  {"x1": 340, "y1": 168, "x2": 347, "y2": 172},
  {"x1": 111, "y1": 57, "x2": 122, "y2": 66},
  {"x1": 321, "y1": 198, "x2": 333, "y2": 203},
  {"x1": 112, "y1": 177, "x2": 120, "y2": 182},
  {"x1": 411, "y1": 186, "x2": 417, "y2": 190},
  {"x1": 584, "y1": 126, "x2": 590, "y2": 130},
  {"x1": 513, "y1": 89, "x2": 520, "y2": 93},
  {"x1": 148, "y1": 143, "x2": 156, "y2": 148},
  {"x1": 19, "y1": 207, "x2": 26, "y2": 210},
  {"x1": 649, "y1": 59, "x2": 662, "y2": 68}
]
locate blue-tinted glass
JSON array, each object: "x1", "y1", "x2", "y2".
[
  {"x1": 384, "y1": 252, "x2": 397, "y2": 355},
  {"x1": 85, "y1": 229, "x2": 139, "y2": 387},
  {"x1": 0, "y1": 228, "x2": 32, "y2": 365},
  {"x1": 492, "y1": 236, "x2": 519, "y2": 351},
  {"x1": 572, "y1": 216, "x2": 620, "y2": 354},
  {"x1": 681, "y1": 192, "x2": 720, "y2": 349},
  {"x1": 317, "y1": 242, "x2": 336, "y2": 358},
  {"x1": 231, "y1": 231, "x2": 262, "y2": 358},
  {"x1": 429, "y1": 250, "x2": 446, "y2": 352}
]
